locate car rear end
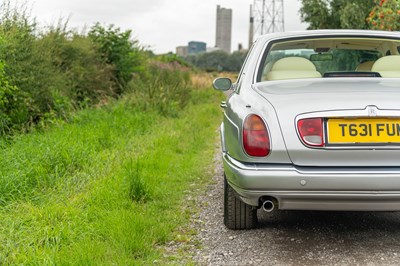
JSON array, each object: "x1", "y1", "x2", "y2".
[
  {"x1": 225, "y1": 78, "x2": 400, "y2": 212},
  {"x1": 218, "y1": 30, "x2": 400, "y2": 229}
]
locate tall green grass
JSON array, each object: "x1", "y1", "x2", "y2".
[
  {"x1": 0, "y1": 87, "x2": 223, "y2": 264},
  {"x1": 0, "y1": 2, "x2": 223, "y2": 264}
]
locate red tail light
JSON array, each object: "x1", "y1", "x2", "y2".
[
  {"x1": 297, "y1": 118, "x2": 324, "y2": 147},
  {"x1": 243, "y1": 115, "x2": 270, "y2": 157}
]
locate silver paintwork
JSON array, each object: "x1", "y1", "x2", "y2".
[
  {"x1": 220, "y1": 30, "x2": 400, "y2": 211},
  {"x1": 224, "y1": 153, "x2": 400, "y2": 211}
]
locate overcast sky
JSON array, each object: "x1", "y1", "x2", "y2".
[{"x1": 29, "y1": 0, "x2": 308, "y2": 54}]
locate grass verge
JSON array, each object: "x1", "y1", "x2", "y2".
[{"x1": 0, "y1": 87, "x2": 223, "y2": 264}]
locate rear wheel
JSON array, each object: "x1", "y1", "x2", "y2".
[{"x1": 224, "y1": 175, "x2": 257, "y2": 229}]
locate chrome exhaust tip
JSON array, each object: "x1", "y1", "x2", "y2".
[{"x1": 262, "y1": 200, "x2": 275, "y2": 212}]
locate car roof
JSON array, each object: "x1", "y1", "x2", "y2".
[{"x1": 256, "y1": 30, "x2": 400, "y2": 43}]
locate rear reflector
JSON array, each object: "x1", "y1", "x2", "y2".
[
  {"x1": 243, "y1": 115, "x2": 270, "y2": 157},
  {"x1": 297, "y1": 118, "x2": 324, "y2": 147}
]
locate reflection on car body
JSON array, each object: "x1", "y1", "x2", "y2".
[{"x1": 213, "y1": 30, "x2": 400, "y2": 230}]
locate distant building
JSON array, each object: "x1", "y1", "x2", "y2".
[
  {"x1": 176, "y1": 46, "x2": 188, "y2": 57},
  {"x1": 215, "y1": 5, "x2": 232, "y2": 53},
  {"x1": 176, "y1": 41, "x2": 207, "y2": 56},
  {"x1": 188, "y1": 41, "x2": 206, "y2": 54},
  {"x1": 207, "y1": 47, "x2": 221, "y2": 53}
]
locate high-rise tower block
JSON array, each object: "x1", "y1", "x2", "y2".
[{"x1": 216, "y1": 5, "x2": 232, "y2": 53}]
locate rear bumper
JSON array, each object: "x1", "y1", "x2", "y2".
[{"x1": 223, "y1": 153, "x2": 400, "y2": 211}]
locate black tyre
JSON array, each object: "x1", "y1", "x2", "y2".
[{"x1": 224, "y1": 175, "x2": 258, "y2": 229}]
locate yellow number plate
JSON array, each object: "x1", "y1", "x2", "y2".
[{"x1": 327, "y1": 118, "x2": 400, "y2": 144}]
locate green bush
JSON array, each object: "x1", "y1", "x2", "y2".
[
  {"x1": 38, "y1": 28, "x2": 116, "y2": 108},
  {"x1": 0, "y1": 60, "x2": 19, "y2": 133},
  {"x1": 0, "y1": 11, "x2": 77, "y2": 129},
  {"x1": 0, "y1": 3, "x2": 150, "y2": 134},
  {"x1": 89, "y1": 23, "x2": 145, "y2": 93},
  {"x1": 0, "y1": 1, "x2": 197, "y2": 134}
]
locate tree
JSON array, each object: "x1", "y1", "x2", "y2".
[
  {"x1": 367, "y1": 0, "x2": 400, "y2": 30},
  {"x1": 225, "y1": 51, "x2": 248, "y2": 72},
  {"x1": 88, "y1": 23, "x2": 144, "y2": 93},
  {"x1": 185, "y1": 50, "x2": 247, "y2": 72},
  {"x1": 300, "y1": 0, "x2": 375, "y2": 29},
  {"x1": 300, "y1": 0, "x2": 333, "y2": 29}
]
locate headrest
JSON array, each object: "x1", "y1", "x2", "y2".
[
  {"x1": 266, "y1": 57, "x2": 321, "y2": 81},
  {"x1": 371, "y1": 55, "x2": 400, "y2": 77},
  {"x1": 271, "y1": 57, "x2": 318, "y2": 71},
  {"x1": 356, "y1": 61, "x2": 375, "y2": 72}
]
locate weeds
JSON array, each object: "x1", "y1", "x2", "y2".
[
  {"x1": 129, "y1": 60, "x2": 192, "y2": 116},
  {"x1": 125, "y1": 159, "x2": 151, "y2": 202}
]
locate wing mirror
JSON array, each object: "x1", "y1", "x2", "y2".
[{"x1": 213, "y1": 78, "x2": 232, "y2": 91}]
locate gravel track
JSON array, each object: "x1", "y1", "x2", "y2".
[{"x1": 184, "y1": 149, "x2": 400, "y2": 265}]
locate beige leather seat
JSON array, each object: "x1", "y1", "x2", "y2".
[
  {"x1": 356, "y1": 61, "x2": 375, "y2": 72},
  {"x1": 371, "y1": 55, "x2": 400, "y2": 78},
  {"x1": 266, "y1": 57, "x2": 321, "y2": 81}
]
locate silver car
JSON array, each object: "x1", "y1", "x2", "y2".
[{"x1": 213, "y1": 30, "x2": 400, "y2": 230}]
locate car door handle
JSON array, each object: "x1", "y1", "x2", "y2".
[{"x1": 220, "y1": 101, "x2": 227, "y2": 108}]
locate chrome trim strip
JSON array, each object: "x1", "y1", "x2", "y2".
[
  {"x1": 244, "y1": 190, "x2": 400, "y2": 196},
  {"x1": 224, "y1": 153, "x2": 292, "y2": 171},
  {"x1": 223, "y1": 152, "x2": 400, "y2": 174}
]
